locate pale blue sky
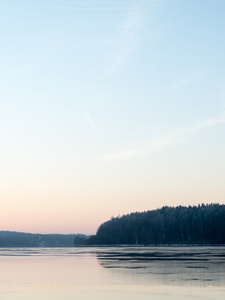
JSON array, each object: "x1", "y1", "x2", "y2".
[{"x1": 0, "y1": 0, "x2": 225, "y2": 234}]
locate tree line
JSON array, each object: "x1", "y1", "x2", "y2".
[
  {"x1": 0, "y1": 231, "x2": 88, "y2": 247},
  {"x1": 87, "y1": 204, "x2": 225, "y2": 245}
]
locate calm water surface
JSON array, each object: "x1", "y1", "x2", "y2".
[{"x1": 0, "y1": 247, "x2": 225, "y2": 299}]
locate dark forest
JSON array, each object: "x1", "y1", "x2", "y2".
[{"x1": 88, "y1": 204, "x2": 225, "y2": 245}]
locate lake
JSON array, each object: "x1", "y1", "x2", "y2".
[{"x1": 0, "y1": 247, "x2": 225, "y2": 299}]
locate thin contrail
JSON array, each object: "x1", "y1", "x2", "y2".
[{"x1": 84, "y1": 111, "x2": 98, "y2": 133}]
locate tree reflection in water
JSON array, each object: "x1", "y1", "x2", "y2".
[{"x1": 96, "y1": 246, "x2": 225, "y2": 287}]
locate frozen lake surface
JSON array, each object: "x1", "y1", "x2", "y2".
[{"x1": 0, "y1": 247, "x2": 225, "y2": 299}]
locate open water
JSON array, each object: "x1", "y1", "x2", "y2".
[{"x1": 0, "y1": 247, "x2": 225, "y2": 299}]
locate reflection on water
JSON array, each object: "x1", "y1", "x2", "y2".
[
  {"x1": 0, "y1": 247, "x2": 225, "y2": 300},
  {"x1": 96, "y1": 247, "x2": 225, "y2": 287}
]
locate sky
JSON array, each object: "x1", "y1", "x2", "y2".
[{"x1": 0, "y1": 0, "x2": 225, "y2": 235}]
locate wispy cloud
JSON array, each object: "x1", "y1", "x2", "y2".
[
  {"x1": 102, "y1": 137, "x2": 180, "y2": 161},
  {"x1": 170, "y1": 78, "x2": 190, "y2": 90},
  {"x1": 101, "y1": 112, "x2": 225, "y2": 162},
  {"x1": 102, "y1": 132, "x2": 186, "y2": 162},
  {"x1": 104, "y1": 3, "x2": 146, "y2": 75},
  {"x1": 196, "y1": 112, "x2": 225, "y2": 128}
]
